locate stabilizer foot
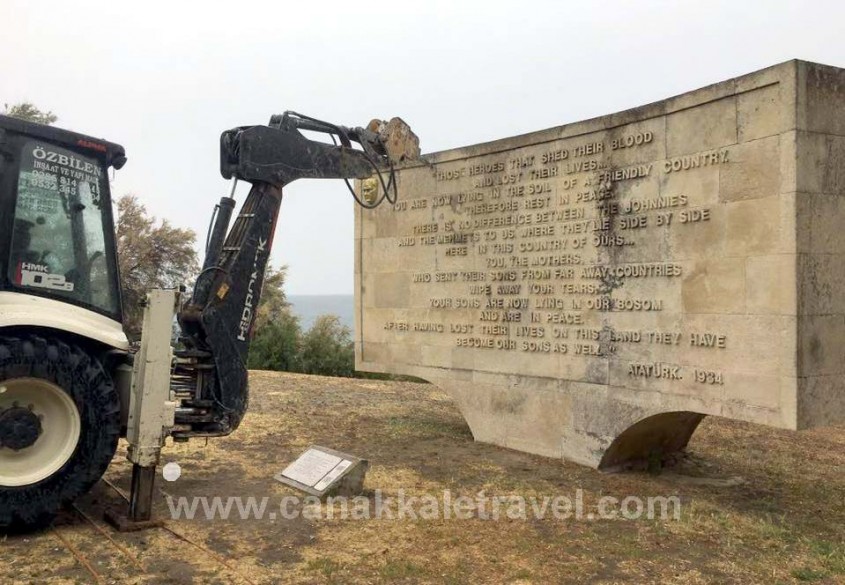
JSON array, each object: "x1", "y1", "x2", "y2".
[
  {"x1": 103, "y1": 464, "x2": 163, "y2": 532},
  {"x1": 103, "y1": 508, "x2": 165, "y2": 532}
]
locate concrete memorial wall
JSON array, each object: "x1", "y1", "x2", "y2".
[{"x1": 354, "y1": 60, "x2": 845, "y2": 469}]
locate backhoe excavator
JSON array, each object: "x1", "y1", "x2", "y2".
[{"x1": 0, "y1": 111, "x2": 419, "y2": 530}]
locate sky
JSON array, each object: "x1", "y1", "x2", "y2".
[{"x1": 4, "y1": 0, "x2": 845, "y2": 294}]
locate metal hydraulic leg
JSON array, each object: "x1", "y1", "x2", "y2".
[{"x1": 106, "y1": 289, "x2": 179, "y2": 531}]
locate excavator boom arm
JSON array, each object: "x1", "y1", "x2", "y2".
[{"x1": 174, "y1": 112, "x2": 417, "y2": 437}]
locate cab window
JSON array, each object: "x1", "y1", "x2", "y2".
[{"x1": 9, "y1": 141, "x2": 119, "y2": 316}]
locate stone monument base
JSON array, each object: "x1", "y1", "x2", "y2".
[{"x1": 440, "y1": 378, "x2": 707, "y2": 470}]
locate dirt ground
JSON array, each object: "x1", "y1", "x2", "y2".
[{"x1": 1, "y1": 371, "x2": 843, "y2": 585}]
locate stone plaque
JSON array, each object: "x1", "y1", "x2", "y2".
[
  {"x1": 275, "y1": 446, "x2": 368, "y2": 497},
  {"x1": 355, "y1": 60, "x2": 845, "y2": 469}
]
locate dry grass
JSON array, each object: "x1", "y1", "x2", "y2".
[{"x1": 1, "y1": 370, "x2": 843, "y2": 584}]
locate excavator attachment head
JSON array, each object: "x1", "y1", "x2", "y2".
[{"x1": 367, "y1": 117, "x2": 421, "y2": 165}]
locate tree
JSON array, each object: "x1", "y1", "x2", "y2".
[
  {"x1": 3, "y1": 102, "x2": 57, "y2": 125},
  {"x1": 298, "y1": 315, "x2": 355, "y2": 378},
  {"x1": 115, "y1": 195, "x2": 198, "y2": 338},
  {"x1": 253, "y1": 265, "x2": 290, "y2": 332}
]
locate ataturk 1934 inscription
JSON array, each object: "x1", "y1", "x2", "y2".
[{"x1": 375, "y1": 133, "x2": 730, "y2": 386}]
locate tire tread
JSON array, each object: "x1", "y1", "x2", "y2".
[{"x1": 0, "y1": 334, "x2": 120, "y2": 532}]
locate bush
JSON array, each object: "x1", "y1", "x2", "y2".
[
  {"x1": 247, "y1": 313, "x2": 356, "y2": 378},
  {"x1": 298, "y1": 315, "x2": 355, "y2": 378},
  {"x1": 247, "y1": 311, "x2": 301, "y2": 372}
]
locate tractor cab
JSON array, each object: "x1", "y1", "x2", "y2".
[{"x1": 0, "y1": 115, "x2": 126, "y2": 323}]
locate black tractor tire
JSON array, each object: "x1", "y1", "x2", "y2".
[{"x1": 0, "y1": 335, "x2": 121, "y2": 531}]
